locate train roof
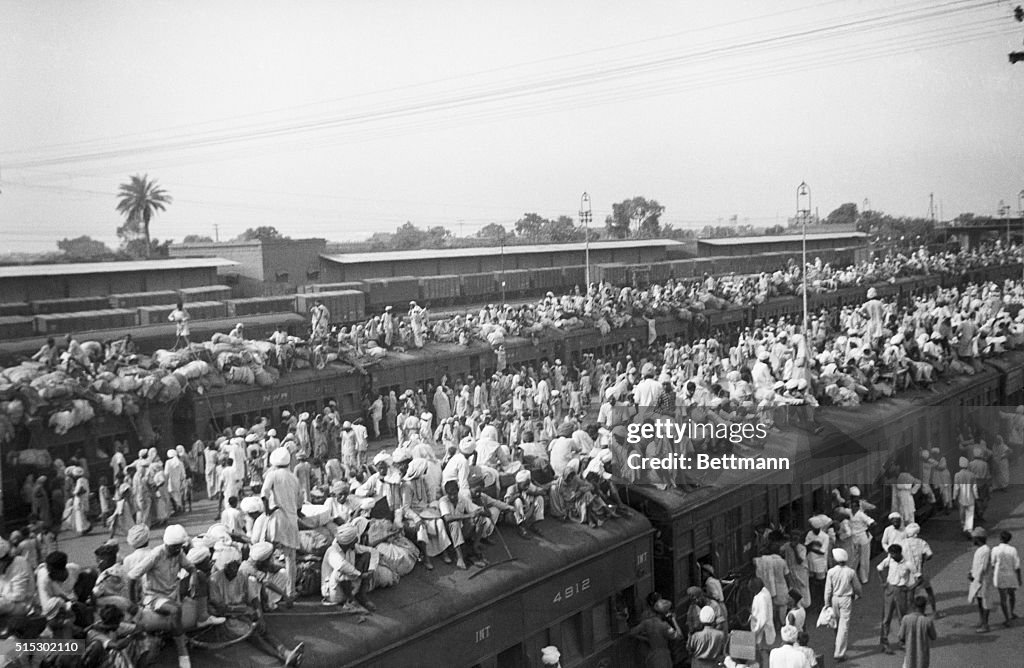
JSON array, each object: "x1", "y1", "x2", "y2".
[
  {"x1": 623, "y1": 354, "x2": 1018, "y2": 520},
  {"x1": 320, "y1": 239, "x2": 684, "y2": 265},
  {"x1": 188, "y1": 513, "x2": 652, "y2": 668},
  {"x1": 0, "y1": 258, "x2": 238, "y2": 279},
  {"x1": 696, "y1": 232, "x2": 867, "y2": 247}
]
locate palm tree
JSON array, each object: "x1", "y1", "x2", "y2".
[{"x1": 115, "y1": 174, "x2": 172, "y2": 258}]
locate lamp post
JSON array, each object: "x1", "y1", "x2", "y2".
[
  {"x1": 1018, "y1": 189, "x2": 1024, "y2": 283},
  {"x1": 797, "y1": 182, "x2": 811, "y2": 334},
  {"x1": 500, "y1": 231, "x2": 506, "y2": 305},
  {"x1": 580, "y1": 192, "x2": 592, "y2": 288}
]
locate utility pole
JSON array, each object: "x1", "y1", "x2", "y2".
[
  {"x1": 580, "y1": 192, "x2": 592, "y2": 288},
  {"x1": 928, "y1": 193, "x2": 936, "y2": 225},
  {"x1": 213, "y1": 223, "x2": 219, "y2": 242},
  {"x1": 797, "y1": 182, "x2": 811, "y2": 335}
]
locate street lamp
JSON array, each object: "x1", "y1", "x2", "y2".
[
  {"x1": 1018, "y1": 189, "x2": 1024, "y2": 283},
  {"x1": 797, "y1": 182, "x2": 811, "y2": 334},
  {"x1": 580, "y1": 192, "x2": 592, "y2": 288}
]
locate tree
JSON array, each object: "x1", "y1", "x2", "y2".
[
  {"x1": 122, "y1": 237, "x2": 172, "y2": 258},
  {"x1": 541, "y1": 215, "x2": 583, "y2": 243},
  {"x1": 514, "y1": 213, "x2": 548, "y2": 242},
  {"x1": 115, "y1": 174, "x2": 172, "y2": 258},
  {"x1": 825, "y1": 203, "x2": 859, "y2": 226},
  {"x1": 56, "y1": 235, "x2": 114, "y2": 260},
  {"x1": 235, "y1": 226, "x2": 287, "y2": 241},
  {"x1": 182, "y1": 234, "x2": 214, "y2": 243},
  {"x1": 476, "y1": 223, "x2": 508, "y2": 239},
  {"x1": 605, "y1": 197, "x2": 665, "y2": 238}
]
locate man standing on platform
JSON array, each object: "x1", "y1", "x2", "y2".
[
  {"x1": 825, "y1": 548, "x2": 861, "y2": 664},
  {"x1": 168, "y1": 302, "x2": 190, "y2": 351},
  {"x1": 968, "y1": 527, "x2": 995, "y2": 633},
  {"x1": 898, "y1": 594, "x2": 937, "y2": 668},
  {"x1": 849, "y1": 499, "x2": 875, "y2": 584},
  {"x1": 877, "y1": 543, "x2": 914, "y2": 654},
  {"x1": 990, "y1": 530, "x2": 1020, "y2": 628}
]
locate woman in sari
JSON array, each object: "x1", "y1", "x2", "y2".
[
  {"x1": 548, "y1": 459, "x2": 595, "y2": 525},
  {"x1": 68, "y1": 466, "x2": 91, "y2": 535},
  {"x1": 108, "y1": 471, "x2": 135, "y2": 538},
  {"x1": 991, "y1": 434, "x2": 1011, "y2": 492},
  {"x1": 31, "y1": 475, "x2": 52, "y2": 529},
  {"x1": 148, "y1": 461, "x2": 171, "y2": 526}
]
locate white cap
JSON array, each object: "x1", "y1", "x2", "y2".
[{"x1": 541, "y1": 646, "x2": 561, "y2": 666}]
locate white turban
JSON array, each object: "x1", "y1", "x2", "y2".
[
  {"x1": 213, "y1": 545, "x2": 242, "y2": 569},
  {"x1": 905, "y1": 523, "x2": 921, "y2": 537},
  {"x1": 515, "y1": 470, "x2": 532, "y2": 484},
  {"x1": 780, "y1": 624, "x2": 799, "y2": 643},
  {"x1": 166, "y1": 449, "x2": 177, "y2": 459},
  {"x1": 240, "y1": 496, "x2": 263, "y2": 514},
  {"x1": 187, "y1": 546, "x2": 211, "y2": 564},
  {"x1": 458, "y1": 437, "x2": 477, "y2": 455},
  {"x1": 373, "y1": 451, "x2": 392, "y2": 465},
  {"x1": 234, "y1": 428, "x2": 247, "y2": 437},
  {"x1": 269, "y1": 448, "x2": 290, "y2": 467},
  {"x1": 249, "y1": 542, "x2": 274, "y2": 562},
  {"x1": 163, "y1": 524, "x2": 188, "y2": 546},
  {"x1": 699, "y1": 606, "x2": 716, "y2": 624},
  {"x1": 832, "y1": 548, "x2": 848, "y2": 562},
  {"x1": 541, "y1": 646, "x2": 561, "y2": 666}
]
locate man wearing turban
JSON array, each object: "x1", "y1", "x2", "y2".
[
  {"x1": 126, "y1": 525, "x2": 195, "y2": 668},
  {"x1": 953, "y1": 456, "x2": 978, "y2": 535},
  {"x1": 239, "y1": 542, "x2": 292, "y2": 612},
  {"x1": 686, "y1": 604, "x2": 725, "y2": 667},
  {"x1": 503, "y1": 469, "x2": 547, "y2": 538},
  {"x1": 261, "y1": 447, "x2": 302, "y2": 599},
  {"x1": 824, "y1": 547, "x2": 862, "y2": 663},
  {"x1": 321, "y1": 525, "x2": 378, "y2": 612},
  {"x1": 768, "y1": 625, "x2": 809, "y2": 667},
  {"x1": 208, "y1": 542, "x2": 304, "y2": 667}
]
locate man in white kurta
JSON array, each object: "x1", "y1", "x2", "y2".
[{"x1": 261, "y1": 448, "x2": 302, "y2": 597}]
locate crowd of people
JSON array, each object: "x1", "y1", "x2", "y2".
[{"x1": 3, "y1": 242, "x2": 1024, "y2": 667}]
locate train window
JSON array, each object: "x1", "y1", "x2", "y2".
[
  {"x1": 591, "y1": 600, "x2": 612, "y2": 647},
  {"x1": 496, "y1": 645, "x2": 522, "y2": 668}
]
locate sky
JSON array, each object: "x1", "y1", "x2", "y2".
[{"x1": 1, "y1": 0, "x2": 1023, "y2": 253}]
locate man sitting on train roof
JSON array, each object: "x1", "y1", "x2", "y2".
[
  {"x1": 321, "y1": 525, "x2": 378, "y2": 611},
  {"x1": 208, "y1": 544, "x2": 304, "y2": 667}
]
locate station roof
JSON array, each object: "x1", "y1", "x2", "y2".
[
  {"x1": 696, "y1": 232, "x2": 867, "y2": 246},
  {"x1": 321, "y1": 239, "x2": 683, "y2": 265},
  {"x1": 0, "y1": 258, "x2": 238, "y2": 279}
]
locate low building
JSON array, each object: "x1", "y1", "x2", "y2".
[
  {"x1": 0, "y1": 258, "x2": 237, "y2": 304},
  {"x1": 169, "y1": 237, "x2": 327, "y2": 296},
  {"x1": 319, "y1": 239, "x2": 684, "y2": 281}
]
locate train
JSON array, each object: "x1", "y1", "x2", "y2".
[
  {"x1": 6, "y1": 262, "x2": 1024, "y2": 667},
  {"x1": 165, "y1": 344, "x2": 1024, "y2": 668}
]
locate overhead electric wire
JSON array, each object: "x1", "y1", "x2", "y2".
[
  {"x1": 1, "y1": 0, "x2": 997, "y2": 171},
  {"x1": 0, "y1": 0, "x2": 851, "y2": 160},
  {"x1": 18, "y1": 8, "x2": 1004, "y2": 179}
]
